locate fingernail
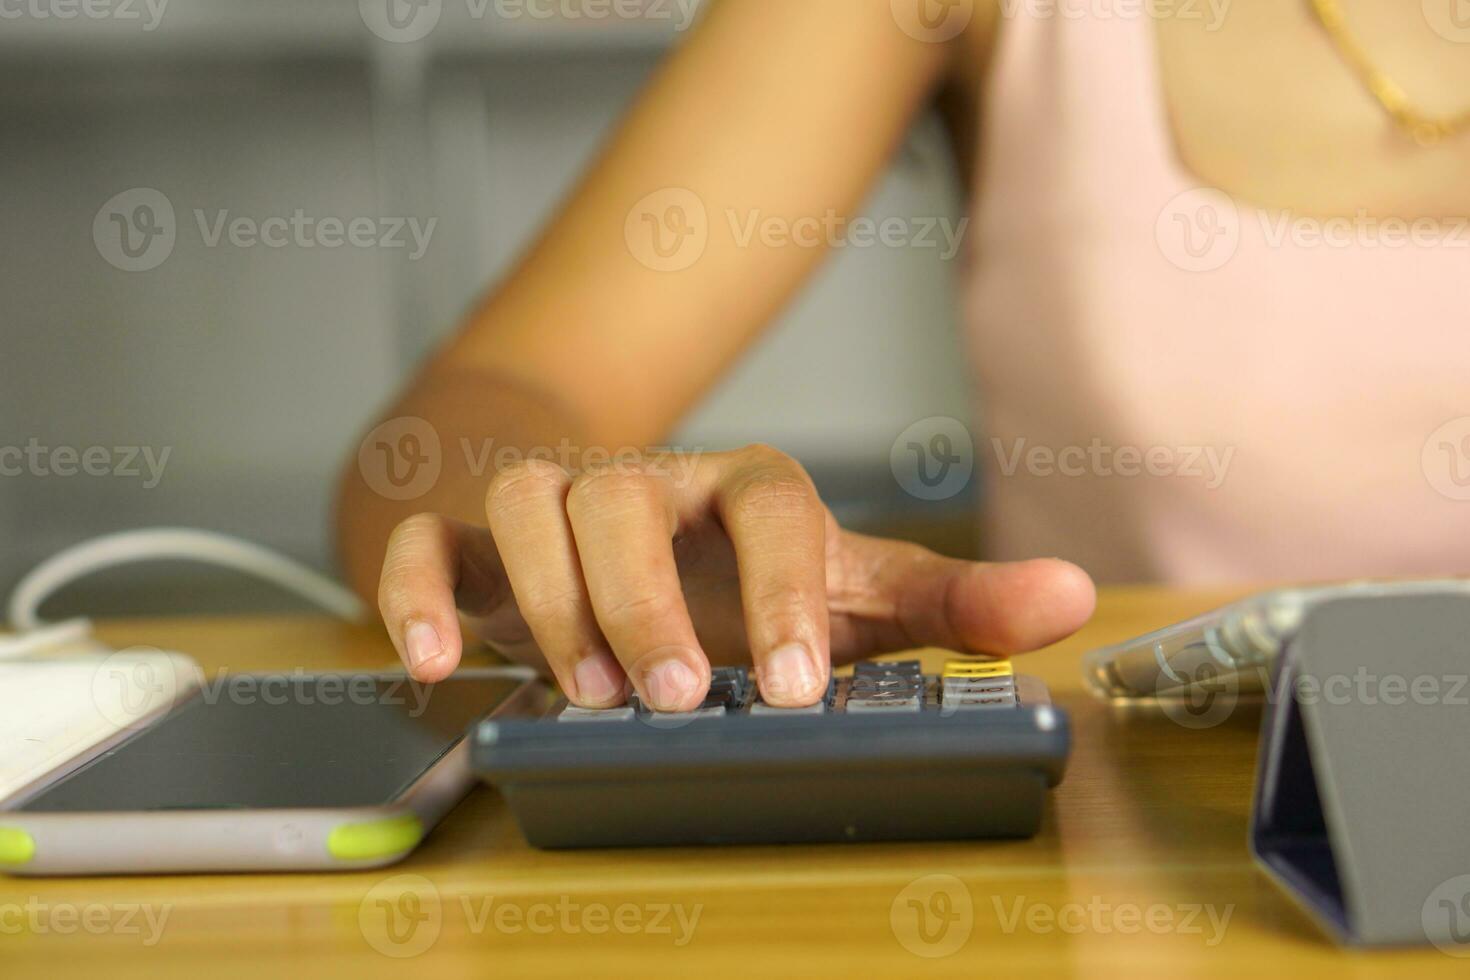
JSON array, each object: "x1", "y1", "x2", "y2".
[
  {"x1": 641, "y1": 659, "x2": 701, "y2": 712},
  {"x1": 764, "y1": 643, "x2": 823, "y2": 704},
  {"x1": 572, "y1": 651, "x2": 625, "y2": 705},
  {"x1": 404, "y1": 620, "x2": 443, "y2": 669}
]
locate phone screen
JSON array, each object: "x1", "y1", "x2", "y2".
[{"x1": 17, "y1": 673, "x2": 525, "y2": 812}]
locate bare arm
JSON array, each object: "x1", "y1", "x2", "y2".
[{"x1": 336, "y1": 0, "x2": 1094, "y2": 711}]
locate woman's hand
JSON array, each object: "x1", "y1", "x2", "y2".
[{"x1": 375, "y1": 445, "x2": 1095, "y2": 711}]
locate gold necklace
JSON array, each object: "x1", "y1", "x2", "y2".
[{"x1": 1310, "y1": 0, "x2": 1470, "y2": 147}]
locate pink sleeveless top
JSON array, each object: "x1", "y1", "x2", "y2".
[{"x1": 964, "y1": 11, "x2": 1470, "y2": 584}]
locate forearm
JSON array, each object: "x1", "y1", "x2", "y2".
[{"x1": 333, "y1": 365, "x2": 601, "y2": 600}]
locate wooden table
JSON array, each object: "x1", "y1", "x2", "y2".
[{"x1": 3, "y1": 589, "x2": 1462, "y2": 978}]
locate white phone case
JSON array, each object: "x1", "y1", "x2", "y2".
[{"x1": 0, "y1": 666, "x2": 545, "y2": 876}]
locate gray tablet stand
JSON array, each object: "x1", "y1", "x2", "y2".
[{"x1": 1251, "y1": 594, "x2": 1470, "y2": 948}]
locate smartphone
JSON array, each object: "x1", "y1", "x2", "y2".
[{"x1": 0, "y1": 667, "x2": 545, "y2": 875}]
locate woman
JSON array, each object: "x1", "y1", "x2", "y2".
[{"x1": 337, "y1": 0, "x2": 1470, "y2": 712}]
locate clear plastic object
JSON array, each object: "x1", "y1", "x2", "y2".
[{"x1": 1081, "y1": 579, "x2": 1470, "y2": 700}]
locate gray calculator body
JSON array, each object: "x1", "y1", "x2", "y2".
[{"x1": 472, "y1": 661, "x2": 1070, "y2": 848}]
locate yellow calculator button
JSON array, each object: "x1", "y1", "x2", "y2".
[{"x1": 943, "y1": 659, "x2": 1014, "y2": 678}]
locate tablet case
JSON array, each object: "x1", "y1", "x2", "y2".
[{"x1": 1251, "y1": 594, "x2": 1470, "y2": 948}]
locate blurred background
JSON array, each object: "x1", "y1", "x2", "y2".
[{"x1": 1, "y1": 1, "x2": 977, "y2": 617}]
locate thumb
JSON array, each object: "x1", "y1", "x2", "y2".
[{"x1": 829, "y1": 531, "x2": 1096, "y2": 660}]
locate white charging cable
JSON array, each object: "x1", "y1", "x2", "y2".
[{"x1": 2, "y1": 528, "x2": 368, "y2": 660}]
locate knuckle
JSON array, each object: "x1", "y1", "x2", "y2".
[
  {"x1": 485, "y1": 458, "x2": 570, "y2": 514},
  {"x1": 598, "y1": 590, "x2": 681, "y2": 633},
  {"x1": 514, "y1": 584, "x2": 586, "y2": 625},
  {"x1": 376, "y1": 568, "x2": 419, "y2": 619},
  {"x1": 388, "y1": 512, "x2": 446, "y2": 547},
  {"x1": 746, "y1": 583, "x2": 819, "y2": 623},
  {"x1": 737, "y1": 443, "x2": 791, "y2": 466},
  {"x1": 567, "y1": 468, "x2": 666, "y2": 518},
  {"x1": 378, "y1": 514, "x2": 451, "y2": 615},
  {"x1": 724, "y1": 467, "x2": 818, "y2": 525}
]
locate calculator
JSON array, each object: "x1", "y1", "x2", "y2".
[{"x1": 472, "y1": 658, "x2": 1070, "y2": 848}]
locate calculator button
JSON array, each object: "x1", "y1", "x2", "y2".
[
  {"x1": 648, "y1": 705, "x2": 727, "y2": 723},
  {"x1": 558, "y1": 705, "x2": 636, "y2": 723},
  {"x1": 942, "y1": 677, "x2": 1015, "y2": 694},
  {"x1": 749, "y1": 701, "x2": 827, "y2": 716},
  {"x1": 845, "y1": 697, "x2": 922, "y2": 714},
  {"x1": 943, "y1": 659, "x2": 1013, "y2": 678},
  {"x1": 851, "y1": 677, "x2": 922, "y2": 694},
  {"x1": 944, "y1": 693, "x2": 1018, "y2": 711}
]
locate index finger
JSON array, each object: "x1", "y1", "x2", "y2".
[{"x1": 377, "y1": 514, "x2": 506, "y2": 683}]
